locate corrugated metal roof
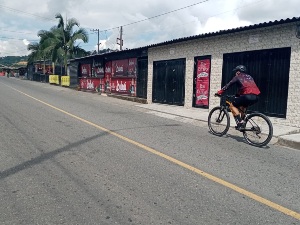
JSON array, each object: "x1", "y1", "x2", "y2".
[
  {"x1": 146, "y1": 17, "x2": 300, "y2": 48},
  {"x1": 71, "y1": 16, "x2": 300, "y2": 61}
]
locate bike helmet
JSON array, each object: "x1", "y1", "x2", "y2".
[{"x1": 233, "y1": 65, "x2": 246, "y2": 73}]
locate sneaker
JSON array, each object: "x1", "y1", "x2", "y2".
[{"x1": 235, "y1": 121, "x2": 245, "y2": 131}]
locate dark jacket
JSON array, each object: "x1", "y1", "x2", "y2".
[{"x1": 221, "y1": 73, "x2": 260, "y2": 95}]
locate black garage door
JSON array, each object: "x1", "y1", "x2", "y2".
[
  {"x1": 152, "y1": 59, "x2": 185, "y2": 106},
  {"x1": 222, "y1": 47, "x2": 291, "y2": 118},
  {"x1": 136, "y1": 58, "x2": 148, "y2": 99}
]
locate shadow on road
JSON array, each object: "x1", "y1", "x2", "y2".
[{"x1": 0, "y1": 133, "x2": 108, "y2": 180}]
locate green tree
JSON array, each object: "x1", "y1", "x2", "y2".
[
  {"x1": 27, "y1": 42, "x2": 48, "y2": 63},
  {"x1": 30, "y1": 13, "x2": 89, "y2": 74},
  {"x1": 27, "y1": 40, "x2": 52, "y2": 74},
  {"x1": 27, "y1": 42, "x2": 41, "y2": 64}
]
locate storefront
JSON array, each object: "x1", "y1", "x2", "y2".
[
  {"x1": 147, "y1": 17, "x2": 300, "y2": 127},
  {"x1": 76, "y1": 48, "x2": 147, "y2": 96}
]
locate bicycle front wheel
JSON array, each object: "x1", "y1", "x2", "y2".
[
  {"x1": 208, "y1": 106, "x2": 230, "y2": 136},
  {"x1": 243, "y1": 113, "x2": 273, "y2": 147}
]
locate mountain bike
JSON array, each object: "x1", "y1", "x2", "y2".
[{"x1": 208, "y1": 95, "x2": 273, "y2": 147}]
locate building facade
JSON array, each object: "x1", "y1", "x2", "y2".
[{"x1": 147, "y1": 18, "x2": 300, "y2": 127}]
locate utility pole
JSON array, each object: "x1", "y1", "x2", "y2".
[
  {"x1": 91, "y1": 29, "x2": 100, "y2": 54},
  {"x1": 117, "y1": 26, "x2": 123, "y2": 51}
]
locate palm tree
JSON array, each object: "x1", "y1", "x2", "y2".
[
  {"x1": 35, "y1": 13, "x2": 89, "y2": 74},
  {"x1": 27, "y1": 42, "x2": 43, "y2": 64},
  {"x1": 27, "y1": 42, "x2": 50, "y2": 74}
]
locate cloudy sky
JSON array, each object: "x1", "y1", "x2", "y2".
[{"x1": 0, "y1": 0, "x2": 299, "y2": 57}]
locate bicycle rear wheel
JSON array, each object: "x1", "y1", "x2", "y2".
[
  {"x1": 208, "y1": 106, "x2": 230, "y2": 136},
  {"x1": 243, "y1": 113, "x2": 273, "y2": 147}
]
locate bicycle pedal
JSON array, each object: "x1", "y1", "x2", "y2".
[{"x1": 235, "y1": 126, "x2": 245, "y2": 131}]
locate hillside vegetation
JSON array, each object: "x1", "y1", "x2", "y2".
[{"x1": 0, "y1": 56, "x2": 28, "y2": 68}]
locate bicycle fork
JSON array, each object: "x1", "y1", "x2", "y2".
[{"x1": 216, "y1": 107, "x2": 226, "y2": 123}]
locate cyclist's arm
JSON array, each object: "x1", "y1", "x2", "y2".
[
  {"x1": 217, "y1": 76, "x2": 238, "y2": 95},
  {"x1": 221, "y1": 76, "x2": 238, "y2": 91}
]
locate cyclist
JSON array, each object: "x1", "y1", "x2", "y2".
[{"x1": 216, "y1": 65, "x2": 260, "y2": 130}]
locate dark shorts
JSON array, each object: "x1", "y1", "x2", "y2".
[{"x1": 233, "y1": 94, "x2": 259, "y2": 107}]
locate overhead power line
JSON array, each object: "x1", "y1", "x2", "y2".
[
  {"x1": 0, "y1": 28, "x2": 34, "y2": 35},
  {"x1": 88, "y1": 0, "x2": 211, "y2": 50},
  {"x1": 122, "y1": 0, "x2": 210, "y2": 28},
  {"x1": 0, "y1": 4, "x2": 57, "y2": 22},
  {"x1": 93, "y1": 0, "x2": 210, "y2": 33},
  {"x1": 0, "y1": 36, "x2": 38, "y2": 42}
]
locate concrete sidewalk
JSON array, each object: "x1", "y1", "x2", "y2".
[{"x1": 136, "y1": 103, "x2": 300, "y2": 150}]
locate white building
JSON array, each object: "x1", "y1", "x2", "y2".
[{"x1": 146, "y1": 17, "x2": 300, "y2": 128}]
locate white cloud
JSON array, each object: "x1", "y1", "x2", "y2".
[
  {"x1": 0, "y1": 0, "x2": 300, "y2": 56},
  {"x1": 23, "y1": 39, "x2": 30, "y2": 46},
  {"x1": 199, "y1": 16, "x2": 251, "y2": 34}
]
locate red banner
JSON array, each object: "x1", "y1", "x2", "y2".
[
  {"x1": 112, "y1": 59, "x2": 128, "y2": 77},
  {"x1": 128, "y1": 58, "x2": 137, "y2": 76},
  {"x1": 105, "y1": 61, "x2": 112, "y2": 77},
  {"x1": 93, "y1": 59, "x2": 104, "y2": 77},
  {"x1": 111, "y1": 58, "x2": 137, "y2": 77},
  {"x1": 110, "y1": 78, "x2": 136, "y2": 95},
  {"x1": 79, "y1": 78, "x2": 103, "y2": 91},
  {"x1": 95, "y1": 66, "x2": 104, "y2": 77},
  {"x1": 195, "y1": 59, "x2": 210, "y2": 107},
  {"x1": 81, "y1": 64, "x2": 91, "y2": 77}
]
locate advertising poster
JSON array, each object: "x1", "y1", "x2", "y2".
[
  {"x1": 110, "y1": 78, "x2": 136, "y2": 95},
  {"x1": 128, "y1": 58, "x2": 137, "y2": 76},
  {"x1": 111, "y1": 58, "x2": 137, "y2": 77},
  {"x1": 104, "y1": 61, "x2": 112, "y2": 92},
  {"x1": 95, "y1": 66, "x2": 104, "y2": 77},
  {"x1": 112, "y1": 59, "x2": 128, "y2": 77},
  {"x1": 93, "y1": 59, "x2": 104, "y2": 78},
  {"x1": 195, "y1": 59, "x2": 210, "y2": 107},
  {"x1": 81, "y1": 64, "x2": 91, "y2": 77},
  {"x1": 79, "y1": 78, "x2": 101, "y2": 91}
]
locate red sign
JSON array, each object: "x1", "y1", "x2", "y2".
[
  {"x1": 105, "y1": 61, "x2": 112, "y2": 76},
  {"x1": 81, "y1": 64, "x2": 91, "y2": 77},
  {"x1": 93, "y1": 59, "x2": 104, "y2": 77},
  {"x1": 111, "y1": 58, "x2": 137, "y2": 77},
  {"x1": 110, "y1": 78, "x2": 136, "y2": 95},
  {"x1": 79, "y1": 78, "x2": 103, "y2": 91},
  {"x1": 95, "y1": 66, "x2": 104, "y2": 77},
  {"x1": 195, "y1": 59, "x2": 210, "y2": 107},
  {"x1": 112, "y1": 59, "x2": 128, "y2": 76},
  {"x1": 128, "y1": 58, "x2": 137, "y2": 76}
]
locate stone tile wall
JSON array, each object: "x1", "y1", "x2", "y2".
[{"x1": 148, "y1": 22, "x2": 300, "y2": 127}]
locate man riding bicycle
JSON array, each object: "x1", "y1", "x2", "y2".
[{"x1": 216, "y1": 65, "x2": 260, "y2": 130}]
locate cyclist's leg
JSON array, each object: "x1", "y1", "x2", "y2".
[
  {"x1": 232, "y1": 96, "x2": 245, "y2": 122},
  {"x1": 233, "y1": 95, "x2": 258, "y2": 111},
  {"x1": 247, "y1": 94, "x2": 259, "y2": 106},
  {"x1": 233, "y1": 95, "x2": 259, "y2": 127},
  {"x1": 239, "y1": 94, "x2": 259, "y2": 110},
  {"x1": 240, "y1": 106, "x2": 246, "y2": 119}
]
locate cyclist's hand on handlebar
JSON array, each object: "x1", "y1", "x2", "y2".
[{"x1": 215, "y1": 90, "x2": 224, "y2": 97}]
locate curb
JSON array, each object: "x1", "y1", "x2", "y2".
[
  {"x1": 107, "y1": 94, "x2": 148, "y2": 104},
  {"x1": 277, "y1": 135, "x2": 300, "y2": 150}
]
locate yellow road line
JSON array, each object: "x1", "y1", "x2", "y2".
[{"x1": 9, "y1": 86, "x2": 300, "y2": 221}]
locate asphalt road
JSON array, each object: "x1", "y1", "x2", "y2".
[{"x1": 0, "y1": 77, "x2": 299, "y2": 225}]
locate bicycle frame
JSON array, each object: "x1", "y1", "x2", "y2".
[
  {"x1": 221, "y1": 95, "x2": 250, "y2": 131},
  {"x1": 209, "y1": 94, "x2": 273, "y2": 147}
]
